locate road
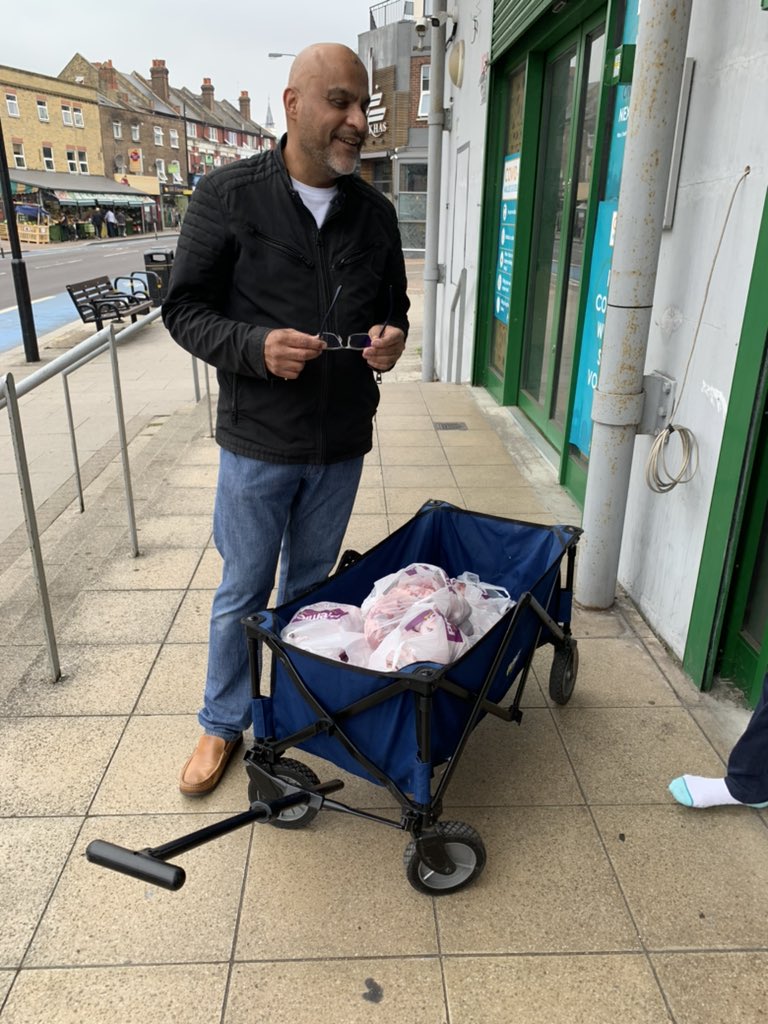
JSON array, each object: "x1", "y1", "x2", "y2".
[
  {"x1": 0, "y1": 235, "x2": 178, "y2": 307},
  {"x1": 0, "y1": 235, "x2": 178, "y2": 353}
]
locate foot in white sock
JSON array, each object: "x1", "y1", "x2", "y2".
[{"x1": 668, "y1": 775, "x2": 768, "y2": 809}]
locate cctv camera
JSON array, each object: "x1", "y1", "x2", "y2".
[{"x1": 415, "y1": 16, "x2": 429, "y2": 37}]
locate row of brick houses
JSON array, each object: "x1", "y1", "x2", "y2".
[{"x1": 1, "y1": 56, "x2": 276, "y2": 236}]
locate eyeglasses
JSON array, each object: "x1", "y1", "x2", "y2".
[{"x1": 318, "y1": 284, "x2": 393, "y2": 351}]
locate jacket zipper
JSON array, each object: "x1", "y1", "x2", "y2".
[
  {"x1": 231, "y1": 374, "x2": 239, "y2": 424},
  {"x1": 316, "y1": 230, "x2": 332, "y2": 462},
  {"x1": 247, "y1": 228, "x2": 314, "y2": 268},
  {"x1": 333, "y1": 245, "x2": 375, "y2": 270}
]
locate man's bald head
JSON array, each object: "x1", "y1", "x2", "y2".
[
  {"x1": 287, "y1": 44, "x2": 366, "y2": 91},
  {"x1": 282, "y1": 42, "x2": 370, "y2": 187}
]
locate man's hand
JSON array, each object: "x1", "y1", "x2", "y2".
[
  {"x1": 264, "y1": 328, "x2": 326, "y2": 379},
  {"x1": 362, "y1": 325, "x2": 406, "y2": 372}
]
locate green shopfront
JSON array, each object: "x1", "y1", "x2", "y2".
[
  {"x1": 474, "y1": 0, "x2": 637, "y2": 505},
  {"x1": 472, "y1": 0, "x2": 768, "y2": 707}
]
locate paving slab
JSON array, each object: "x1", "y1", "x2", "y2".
[
  {"x1": 2, "y1": 965, "x2": 228, "y2": 1024},
  {"x1": 225, "y1": 959, "x2": 445, "y2": 1024},
  {"x1": 443, "y1": 954, "x2": 670, "y2": 1024},
  {"x1": 0, "y1": 817, "x2": 81, "y2": 968},
  {"x1": 24, "y1": 814, "x2": 250, "y2": 967},
  {"x1": 594, "y1": 805, "x2": 768, "y2": 950},
  {"x1": 0, "y1": 716, "x2": 126, "y2": 816},
  {"x1": 236, "y1": 814, "x2": 439, "y2": 960},
  {"x1": 433, "y1": 805, "x2": 641, "y2": 955}
]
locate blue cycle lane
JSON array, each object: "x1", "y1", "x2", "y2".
[
  {"x1": 0, "y1": 292, "x2": 78, "y2": 355},
  {"x1": 0, "y1": 270, "x2": 157, "y2": 356}
]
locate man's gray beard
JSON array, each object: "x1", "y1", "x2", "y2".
[
  {"x1": 328, "y1": 149, "x2": 361, "y2": 177},
  {"x1": 304, "y1": 140, "x2": 360, "y2": 179}
]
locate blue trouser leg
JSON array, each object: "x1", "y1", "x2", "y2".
[
  {"x1": 725, "y1": 672, "x2": 768, "y2": 803},
  {"x1": 198, "y1": 449, "x2": 364, "y2": 740}
]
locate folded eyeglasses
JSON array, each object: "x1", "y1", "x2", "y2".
[{"x1": 318, "y1": 284, "x2": 392, "y2": 350}]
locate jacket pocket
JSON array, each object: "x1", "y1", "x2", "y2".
[
  {"x1": 332, "y1": 244, "x2": 376, "y2": 271},
  {"x1": 243, "y1": 228, "x2": 314, "y2": 269}
]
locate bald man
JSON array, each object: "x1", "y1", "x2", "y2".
[{"x1": 163, "y1": 43, "x2": 410, "y2": 796}]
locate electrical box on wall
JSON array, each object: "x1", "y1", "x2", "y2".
[
  {"x1": 639, "y1": 371, "x2": 677, "y2": 436},
  {"x1": 609, "y1": 44, "x2": 635, "y2": 86}
]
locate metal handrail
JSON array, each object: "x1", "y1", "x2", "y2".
[{"x1": 0, "y1": 308, "x2": 212, "y2": 681}]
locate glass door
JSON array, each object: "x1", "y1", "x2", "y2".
[
  {"x1": 489, "y1": 64, "x2": 526, "y2": 381},
  {"x1": 518, "y1": 23, "x2": 605, "y2": 450}
]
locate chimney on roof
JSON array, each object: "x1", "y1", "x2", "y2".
[
  {"x1": 97, "y1": 59, "x2": 118, "y2": 93},
  {"x1": 238, "y1": 90, "x2": 251, "y2": 121},
  {"x1": 201, "y1": 78, "x2": 215, "y2": 111},
  {"x1": 150, "y1": 58, "x2": 170, "y2": 102}
]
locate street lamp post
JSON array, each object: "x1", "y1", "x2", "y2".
[{"x1": 0, "y1": 117, "x2": 39, "y2": 362}]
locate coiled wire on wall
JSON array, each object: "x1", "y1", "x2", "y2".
[{"x1": 645, "y1": 165, "x2": 751, "y2": 494}]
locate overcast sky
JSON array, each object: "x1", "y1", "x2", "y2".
[{"x1": 0, "y1": 0, "x2": 378, "y2": 136}]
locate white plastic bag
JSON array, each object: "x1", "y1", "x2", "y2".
[
  {"x1": 361, "y1": 563, "x2": 459, "y2": 649},
  {"x1": 280, "y1": 602, "x2": 372, "y2": 667},
  {"x1": 281, "y1": 566, "x2": 515, "y2": 670},
  {"x1": 367, "y1": 601, "x2": 471, "y2": 671},
  {"x1": 454, "y1": 572, "x2": 514, "y2": 642}
]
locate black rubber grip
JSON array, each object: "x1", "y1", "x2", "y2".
[{"x1": 86, "y1": 840, "x2": 186, "y2": 891}]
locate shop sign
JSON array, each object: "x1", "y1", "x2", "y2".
[
  {"x1": 367, "y1": 91, "x2": 387, "y2": 137},
  {"x1": 129, "y1": 148, "x2": 143, "y2": 173}
]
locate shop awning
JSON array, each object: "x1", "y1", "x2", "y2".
[
  {"x1": 13, "y1": 203, "x2": 51, "y2": 218},
  {"x1": 8, "y1": 169, "x2": 153, "y2": 207},
  {"x1": 52, "y1": 189, "x2": 149, "y2": 207}
]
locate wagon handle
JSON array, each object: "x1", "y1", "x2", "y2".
[
  {"x1": 86, "y1": 840, "x2": 187, "y2": 891},
  {"x1": 86, "y1": 778, "x2": 345, "y2": 890}
]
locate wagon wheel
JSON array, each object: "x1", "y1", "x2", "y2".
[
  {"x1": 549, "y1": 640, "x2": 579, "y2": 705},
  {"x1": 248, "y1": 757, "x2": 321, "y2": 830},
  {"x1": 404, "y1": 821, "x2": 486, "y2": 895}
]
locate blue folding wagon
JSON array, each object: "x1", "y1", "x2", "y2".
[{"x1": 88, "y1": 500, "x2": 581, "y2": 895}]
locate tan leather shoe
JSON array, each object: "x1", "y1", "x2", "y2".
[{"x1": 179, "y1": 734, "x2": 243, "y2": 796}]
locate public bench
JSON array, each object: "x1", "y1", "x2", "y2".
[{"x1": 66, "y1": 275, "x2": 154, "y2": 332}]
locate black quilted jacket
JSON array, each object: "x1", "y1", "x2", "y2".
[{"x1": 162, "y1": 139, "x2": 409, "y2": 464}]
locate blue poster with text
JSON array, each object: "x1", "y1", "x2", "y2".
[
  {"x1": 569, "y1": 198, "x2": 618, "y2": 456},
  {"x1": 493, "y1": 153, "x2": 520, "y2": 326}
]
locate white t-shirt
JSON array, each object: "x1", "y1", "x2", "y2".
[{"x1": 291, "y1": 177, "x2": 338, "y2": 229}]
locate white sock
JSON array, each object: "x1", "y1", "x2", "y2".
[{"x1": 668, "y1": 775, "x2": 742, "y2": 808}]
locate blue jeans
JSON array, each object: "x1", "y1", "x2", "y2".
[
  {"x1": 726, "y1": 672, "x2": 768, "y2": 803},
  {"x1": 200, "y1": 449, "x2": 364, "y2": 739}
]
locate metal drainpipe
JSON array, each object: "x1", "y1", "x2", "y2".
[
  {"x1": 575, "y1": 0, "x2": 693, "y2": 609},
  {"x1": 421, "y1": 0, "x2": 447, "y2": 382}
]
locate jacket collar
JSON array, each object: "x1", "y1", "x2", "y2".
[{"x1": 274, "y1": 134, "x2": 352, "y2": 203}]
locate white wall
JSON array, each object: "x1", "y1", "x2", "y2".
[
  {"x1": 618, "y1": 1, "x2": 768, "y2": 656},
  {"x1": 433, "y1": 2, "x2": 495, "y2": 382}
]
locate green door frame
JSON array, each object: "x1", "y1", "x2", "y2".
[
  {"x1": 718, "y1": 419, "x2": 768, "y2": 705},
  {"x1": 473, "y1": 0, "x2": 622, "y2": 503},
  {"x1": 684, "y1": 187, "x2": 768, "y2": 703},
  {"x1": 557, "y1": 7, "x2": 623, "y2": 507},
  {"x1": 515, "y1": 23, "x2": 594, "y2": 453}
]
